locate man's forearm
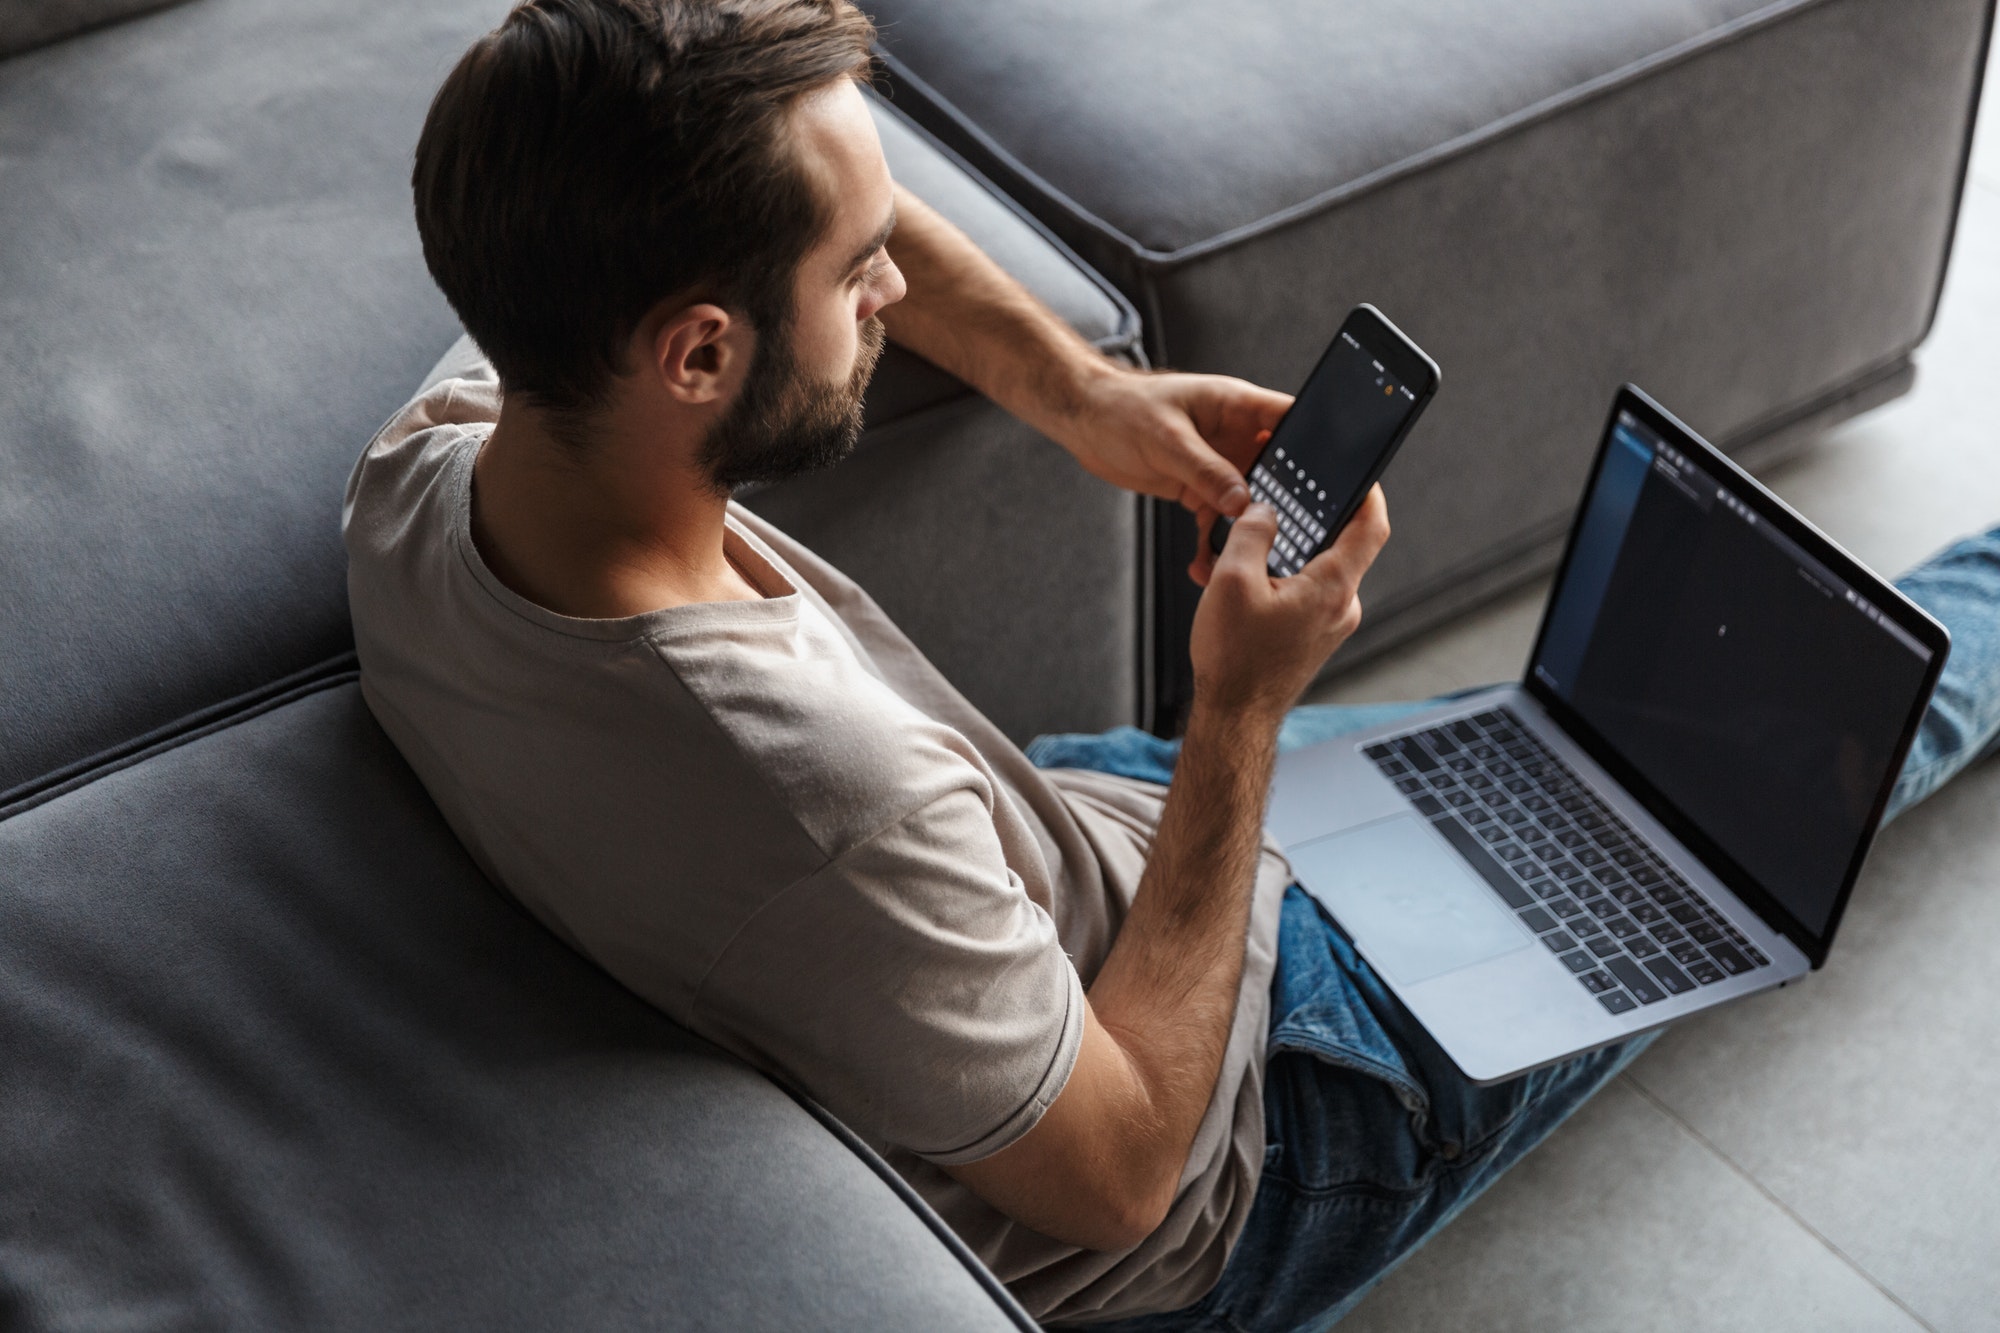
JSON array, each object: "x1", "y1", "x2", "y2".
[
  {"x1": 879, "y1": 184, "x2": 1119, "y2": 436},
  {"x1": 1083, "y1": 700, "x2": 1280, "y2": 1209}
]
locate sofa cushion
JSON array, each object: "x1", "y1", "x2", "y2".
[
  {"x1": 0, "y1": 0, "x2": 1136, "y2": 802},
  {"x1": 872, "y1": 0, "x2": 1991, "y2": 696},
  {"x1": 0, "y1": 682, "x2": 1036, "y2": 1331},
  {"x1": 0, "y1": 0, "x2": 186, "y2": 58}
]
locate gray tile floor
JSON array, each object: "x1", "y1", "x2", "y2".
[{"x1": 1304, "y1": 46, "x2": 2000, "y2": 1333}]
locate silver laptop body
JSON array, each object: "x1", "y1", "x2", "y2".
[{"x1": 1267, "y1": 387, "x2": 1947, "y2": 1084}]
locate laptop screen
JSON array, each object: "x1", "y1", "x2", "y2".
[{"x1": 1529, "y1": 398, "x2": 1939, "y2": 947}]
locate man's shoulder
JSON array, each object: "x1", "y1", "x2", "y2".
[{"x1": 645, "y1": 601, "x2": 1001, "y2": 863}]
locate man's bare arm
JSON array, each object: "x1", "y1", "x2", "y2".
[
  {"x1": 880, "y1": 185, "x2": 1280, "y2": 521},
  {"x1": 945, "y1": 493, "x2": 1390, "y2": 1250}
]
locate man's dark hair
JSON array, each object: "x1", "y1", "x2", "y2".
[{"x1": 413, "y1": 0, "x2": 876, "y2": 427}]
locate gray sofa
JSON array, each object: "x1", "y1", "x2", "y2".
[{"x1": 0, "y1": 0, "x2": 1987, "y2": 1328}]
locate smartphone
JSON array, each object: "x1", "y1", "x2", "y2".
[{"x1": 1209, "y1": 305, "x2": 1440, "y2": 576}]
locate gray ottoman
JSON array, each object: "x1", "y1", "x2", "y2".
[{"x1": 871, "y1": 0, "x2": 1994, "y2": 726}]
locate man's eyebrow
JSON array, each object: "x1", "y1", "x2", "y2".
[{"x1": 845, "y1": 207, "x2": 898, "y2": 273}]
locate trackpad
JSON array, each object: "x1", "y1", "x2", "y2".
[{"x1": 1289, "y1": 815, "x2": 1530, "y2": 986}]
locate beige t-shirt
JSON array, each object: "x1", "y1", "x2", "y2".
[{"x1": 341, "y1": 364, "x2": 1292, "y2": 1324}]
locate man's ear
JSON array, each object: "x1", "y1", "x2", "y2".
[{"x1": 646, "y1": 302, "x2": 742, "y2": 406}]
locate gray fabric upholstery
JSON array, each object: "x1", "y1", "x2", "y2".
[
  {"x1": 871, "y1": 0, "x2": 1993, "y2": 706},
  {"x1": 0, "y1": 683, "x2": 1036, "y2": 1331},
  {"x1": 0, "y1": 0, "x2": 511, "y2": 799},
  {"x1": 0, "y1": 0, "x2": 186, "y2": 58}
]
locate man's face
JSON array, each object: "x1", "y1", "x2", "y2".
[{"x1": 701, "y1": 80, "x2": 905, "y2": 493}]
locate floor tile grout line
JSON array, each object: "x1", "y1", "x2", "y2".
[{"x1": 1619, "y1": 1073, "x2": 1941, "y2": 1333}]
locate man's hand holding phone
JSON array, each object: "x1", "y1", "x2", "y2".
[{"x1": 1190, "y1": 486, "x2": 1391, "y2": 725}]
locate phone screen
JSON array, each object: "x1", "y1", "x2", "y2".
[{"x1": 1246, "y1": 326, "x2": 1428, "y2": 575}]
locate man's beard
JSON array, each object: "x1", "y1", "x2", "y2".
[{"x1": 701, "y1": 315, "x2": 886, "y2": 493}]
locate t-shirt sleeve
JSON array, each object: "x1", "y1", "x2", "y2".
[{"x1": 690, "y1": 787, "x2": 1084, "y2": 1166}]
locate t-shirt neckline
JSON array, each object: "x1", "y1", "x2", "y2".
[{"x1": 446, "y1": 425, "x2": 803, "y2": 642}]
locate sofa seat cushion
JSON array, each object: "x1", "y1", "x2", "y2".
[
  {"x1": 872, "y1": 0, "x2": 1990, "y2": 683},
  {"x1": 0, "y1": 682, "x2": 1034, "y2": 1331}
]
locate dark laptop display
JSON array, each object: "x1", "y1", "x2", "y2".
[{"x1": 1528, "y1": 393, "x2": 1947, "y2": 959}]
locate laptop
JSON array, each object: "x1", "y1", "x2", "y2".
[{"x1": 1268, "y1": 385, "x2": 1949, "y2": 1083}]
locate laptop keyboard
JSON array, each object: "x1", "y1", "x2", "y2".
[{"x1": 1363, "y1": 708, "x2": 1771, "y2": 1016}]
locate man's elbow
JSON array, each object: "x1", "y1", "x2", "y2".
[{"x1": 1069, "y1": 1164, "x2": 1178, "y2": 1253}]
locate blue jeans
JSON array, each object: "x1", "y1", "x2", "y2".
[{"x1": 1028, "y1": 526, "x2": 2000, "y2": 1332}]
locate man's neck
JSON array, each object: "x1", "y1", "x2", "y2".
[{"x1": 469, "y1": 402, "x2": 764, "y2": 619}]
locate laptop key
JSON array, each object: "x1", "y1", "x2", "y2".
[
  {"x1": 1744, "y1": 945, "x2": 1768, "y2": 966},
  {"x1": 1396, "y1": 775, "x2": 1428, "y2": 794},
  {"x1": 1625, "y1": 936, "x2": 1661, "y2": 959},
  {"x1": 1598, "y1": 991, "x2": 1639, "y2": 1015},
  {"x1": 1587, "y1": 935, "x2": 1622, "y2": 959},
  {"x1": 1686, "y1": 960, "x2": 1727, "y2": 985},
  {"x1": 1542, "y1": 930, "x2": 1579, "y2": 954},
  {"x1": 1450, "y1": 721, "x2": 1480, "y2": 745},
  {"x1": 1559, "y1": 949, "x2": 1595, "y2": 974},
  {"x1": 1409, "y1": 793, "x2": 1444, "y2": 817},
  {"x1": 1644, "y1": 957, "x2": 1696, "y2": 995},
  {"x1": 1395, "y1": 737, "x2": 1439, "y2": 772},
  {"x1": 1547, "y1": 897, "x2": 1583, "y2": 919},
  {"x1": 1584, "y1": 896, "x2": 1620, "y2": 919},
  {"x1": 1462, "y1": 808, "x2": 1493, "y2": 826},
  {"x1": 1531, "y1": 879, "x2": 1566, "y2": 900},
  {"x1": 1605, "y1": 916, "x2": 1641, "y2": 940},
  {"x1": 1571, "y1": 915, "x2": 1605, "y2": 938},
  {"x1": 1495, "y1": 843, "x2": 1527, "y2": 862},
  {"x1": 1431, "y1": 816, "x2": 1535, "y2": 909},
  {"x1": 1477, "y1": 823, "x2": 1508, "y2": 844},
  {"x1": 1518, "y1": 907, "x2": 1556, "y2": 934},
  {"x1": 1580, "y1": 969, "x2": 1617, "y2": 994},
  {"x1": 1687, "y1": 922, "x2": 1723, "y2": 946},
  {"x1": 1708, "y1": 943, "x2": 1754, "y2": 975},
  {"x1": 1666, "y1": 903, "x2": 1702, "y2": 926},
  {"x1": 1668, "y1": 940, "x2": 1705, "y2": 967},
  {"x1": 1605, "y1": 957, "x2": 1667, "y2": 1004},
  {"x1": 1649, "y1": 921, "x2": 1684, "y2": 944}
]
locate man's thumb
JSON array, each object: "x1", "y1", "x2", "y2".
[{"x1": 1217, "y1": 503, "x2": 1278, "y2": 576}]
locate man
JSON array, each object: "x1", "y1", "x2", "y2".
[{"x1": 345, "y1": 1, "x2": 2000, "y2": 1327}]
